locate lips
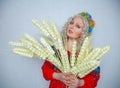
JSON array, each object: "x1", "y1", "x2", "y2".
[{"x1": 68, "y1": 29, "x2": 73, "y2": 34}]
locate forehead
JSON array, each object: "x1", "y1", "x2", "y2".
[{"x1": 72, "y1": 17, "x2": 84, "y2": 26}]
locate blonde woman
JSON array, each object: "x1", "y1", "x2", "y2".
[{"x1": 42, "y1": 12, "x2": 100, "y2": 88}]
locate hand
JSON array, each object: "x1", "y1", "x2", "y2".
[
  {"x1": 67, "y1": 74, "x2": 84, "y2": 88},
  {"x1": 53, "y1": 72, "x2": 71, "y2": 86}
]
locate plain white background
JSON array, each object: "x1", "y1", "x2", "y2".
[{"x1": 0, "y1": 0, "x2": 120, "y2": 88}]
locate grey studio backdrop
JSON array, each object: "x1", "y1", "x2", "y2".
[{"x1": 0, "y1": 0, "x2": 120, "y2": 88}]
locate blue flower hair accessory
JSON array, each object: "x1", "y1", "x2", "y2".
[{"x1": 79, "y1": 12, "x2": 95, "y2": 34}]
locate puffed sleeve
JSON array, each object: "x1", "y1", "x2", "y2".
[
  {"x1": 41, "y1": 60, "x2": 55, "y2": 80},
  {"x1": 79, "y1": 67, "x2": 100, "y2": 88}
]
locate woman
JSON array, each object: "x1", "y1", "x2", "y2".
[{"x1": 42, "y1": 12, "x2": 100, "y2": 88}]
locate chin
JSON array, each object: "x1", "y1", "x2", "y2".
[
  {"x1": 67, "y1": 33, "x2": 72, "y2": 37},
  {"x1": 67, "y1": 35, "x2": 76, "y2": 39}
]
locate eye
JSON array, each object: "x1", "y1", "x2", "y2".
[
  {"x1": 69, "y1": 21, "x2": 74, "y2": 24},
  {"x1": 76, "y1": 25, "x2": 81, "y2": 28}
]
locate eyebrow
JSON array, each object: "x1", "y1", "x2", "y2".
[
  {"x1": 71, "y1": 19, "x2": 84, "y2": 27},
  {"x1": 76, "y1": 23, "x2": 83, "y2": 27}
]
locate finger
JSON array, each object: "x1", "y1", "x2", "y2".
[
  {"x1": 68, "y1": 83, "x2": 76, "y2": 87},
  {"x1": 64, "y1": 80, "x2": 70, "y2": 86},
  {"x1": 69, "y1": 78, "x2": 78, "y2": 85},
  {"x1": 67, "y1": 72, "x2": 73, "y2": 75},
  {"x1": 65, "y1": 72, "x2": 73, "y2": 77},
  {"x1": 68, "y1": 86, "x2": 75, "y2": 88},
  {"x1": 70, "y1": 76, "x2": 78, "y2": 81}
]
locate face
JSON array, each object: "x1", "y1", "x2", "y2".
[{"x1": 66, "y1": 17, "x2": 84, "y2": 39}]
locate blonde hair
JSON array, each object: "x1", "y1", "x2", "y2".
[{"x1": 61, "y1": 14, "x2": 93, "y2": 52}]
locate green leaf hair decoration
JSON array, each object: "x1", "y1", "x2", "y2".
[{"x1": 79, "y1": 12, "x2": 95, "y2": 33}]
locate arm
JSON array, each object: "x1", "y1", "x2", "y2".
[
  {"x1": 41, "y1": 60, "x2": 55, "y2": 80},
  {"x1": 80, "y1": 70, "x2": 100, "y2": 88},
  {"x1": 42, "y1": 61, "x2": 72, "y2": 86},
  {"x1": 68, "y1": 67, "x2": 100, "y2": 88}
]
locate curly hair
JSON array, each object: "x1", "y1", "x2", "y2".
[{"x1": 61, "y1": 12, "x2": 95, "y2": 51}]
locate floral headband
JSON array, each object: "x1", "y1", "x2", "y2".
[{"x1": 79, "y1": 12, "x2": 95, "y2": 33}]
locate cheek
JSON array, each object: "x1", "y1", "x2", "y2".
[
  {"x1": 66, "y1": 25, "x2": 70, "y2": 31},
  {"x1": 75, "y1": 29, "x2": 82, "y2": 38}
]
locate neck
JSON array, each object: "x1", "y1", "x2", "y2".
[{"x1": 67, "y1": 38, "x2": 77, "y2": 51}]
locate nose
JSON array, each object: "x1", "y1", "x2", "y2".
[{"x1": 70, "y1": 24, "x2": 75, "y2": 29}]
